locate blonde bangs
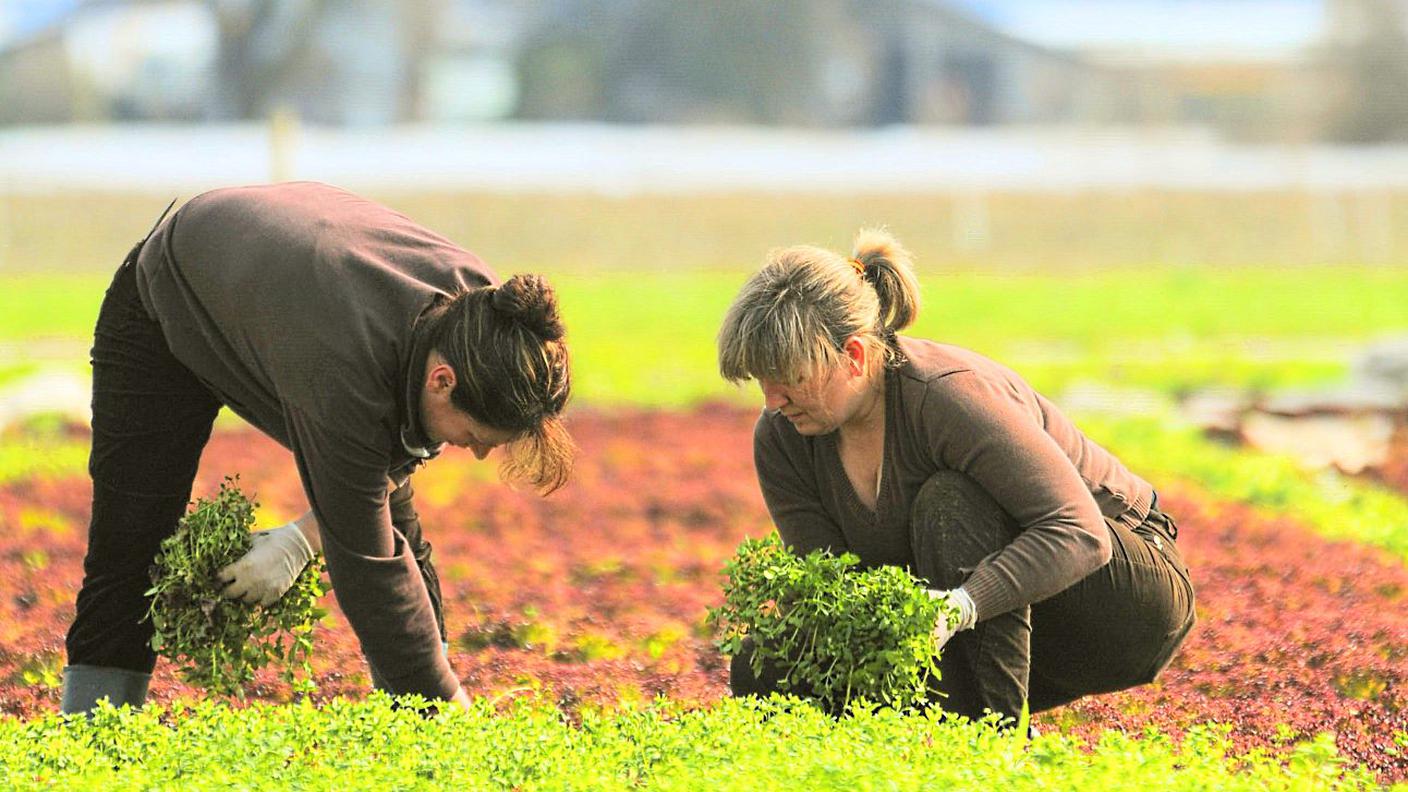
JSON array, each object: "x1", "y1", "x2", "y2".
[
  {"x1": 718, "y1": 278, "x2": 843, "y2": 385},
  {"x1": 718, "y1": 232, "x2": 920, "y2": 390}
]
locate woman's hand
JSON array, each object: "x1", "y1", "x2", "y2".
[
  {"x1": 216, "y1": 522, "x2": 315, "y2": 606},
  {"x1": 927, "y1": 587, "x2": 978, "y2": 651},
  {"x1": 450, "y1": 686, "x2": 474, "y2": 711}
]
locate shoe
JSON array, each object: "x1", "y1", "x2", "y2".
[{"x1": 60, "y1": 664, "x2": 150, "y2": 715}]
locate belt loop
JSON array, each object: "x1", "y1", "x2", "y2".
[
  {"x1": 1148, "y1": 490, "x2": 1178, "y2": 541},
  {"x1": 1156, "y1": 508, "x2": 1178, "y2": 542}
]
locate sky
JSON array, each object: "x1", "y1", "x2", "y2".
[
  {"x1": 0, "y1": 0, "x2": 82, "y2": 46},
  {"x1": 945, "y1": 0, "x2": 1325, "y2": 59}
]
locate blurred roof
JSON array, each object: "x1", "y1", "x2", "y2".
[{"x1": 943, "y1": 0, "x2": 1324, "y2": 62}]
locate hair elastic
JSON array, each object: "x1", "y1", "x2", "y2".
[{"x1": 847, "y1": 257, "x2": 866, "y2": 275}]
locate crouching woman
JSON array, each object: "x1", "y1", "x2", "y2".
[{"x1": 715, "y1": 230, "x2": 1195, "y2": 721}]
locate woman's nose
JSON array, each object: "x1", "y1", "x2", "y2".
[{"x1": 759, "y1": 381, "x2": 788, "y2": 411}]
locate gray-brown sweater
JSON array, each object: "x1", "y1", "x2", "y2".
[
  {"x1": 134, "y1": 182, "x2": 495, "y2": 699},
  {"x1": 753, "y1": 336, "x2": 1154, "y2": 622}
]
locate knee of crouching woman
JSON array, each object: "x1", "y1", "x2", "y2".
[{"x1": 909, "y1": 470, "x2": 1017, "y2": 590}]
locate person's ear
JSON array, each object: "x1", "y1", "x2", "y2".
[
  {"x1": 427, "y1": 363, "x2": 457, "y2": 394},
  {"x1": 842, "y1": 337, "x2": 867, "y2": 377}
]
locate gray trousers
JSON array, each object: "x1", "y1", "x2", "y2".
[{"x1": 731, "y1": 471, "x2": 1196, "y2": 722}]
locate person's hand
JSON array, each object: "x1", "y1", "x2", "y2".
[
  {"x1": 926, "y1": 587, "x2": 978, "y2": 652},
  {"x1": 450, "y1": 686, "x2": 473, "y2": 711},
  {"x1": 216, "y1": 522, "x2": 315, "y2": 606}
]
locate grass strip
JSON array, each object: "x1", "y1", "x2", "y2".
[
  {"x1": 0, "y1": 695, "x2": 1385, "y2": 791},
  {"x1": 0, "y1": 440, "x2": 88, "y2": 485},
  {"x1": 7, "y1": 267, "x2": 1408, "y2": 346},
  {"x1": 0, "y1": 269, "x2": 1398, "y2": 405}
]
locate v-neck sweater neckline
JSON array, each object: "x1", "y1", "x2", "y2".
[{"x1": 823, "y1": 370, "x2": 896, "y2": 523}]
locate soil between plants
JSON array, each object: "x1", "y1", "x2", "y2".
[{"x1": 1, "y1": 406, "x2": 1404, "y2": 781}]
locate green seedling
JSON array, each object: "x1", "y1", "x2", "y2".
[
  {"x1": 145, "y1": 477, "x2": 326, "y2": 697},
  {"x1": 708, "y1": 533, "x2": 955, "y2": 713}
]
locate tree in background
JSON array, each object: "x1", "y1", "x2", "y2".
[
  {"x1": 208, "y1": 0, "x2": 330, "y2": 120},
  {"x1": 1321, "y1": 0, "x2": 1408, "y2": 142},
  {"x1": 207, "y1": 0, "x2": 435, "y2": 124}
]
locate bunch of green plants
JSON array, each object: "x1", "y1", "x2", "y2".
[
  {"x1": 145, "y1": 477, "x2": 326, "y2": 696},
  {"x1": 708, "y1": 533, "x2": 956, "y2": 713}
]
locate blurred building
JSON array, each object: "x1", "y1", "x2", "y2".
[
  {"x1": 0, "y1": 0, "x2": 1403, "y2": 141},
  {"x1": 0, "y1": 18, "x2": 75, "y2": 124},
  {"x1": 0, "y1": 0, "x2": 434, "y2": 126},
  {"x1": 0, "y1": 0, "x2": 213, "y2": 124},
  {"x1": 956, "y1": 0, "x2": 1406, "y2": 142},
  {"x1": 510, "y1": 0, "x2": 1132, "y2": 126}
]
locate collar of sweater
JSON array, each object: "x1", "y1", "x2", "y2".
[{"x1": 397, "y1": 300, "x2": 443, "y2": 460}]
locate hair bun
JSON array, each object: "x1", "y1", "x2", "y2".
[{"x1": 491, "y1": 274, "x2": 566, "y2": 341}]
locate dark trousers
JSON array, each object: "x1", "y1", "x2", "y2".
[
  {"x1": 66, "y1": 250, "x2": 445, "y2": 674},
  {"x1": 731, "y1": 471, "x2": 1196, "y2": 721}
]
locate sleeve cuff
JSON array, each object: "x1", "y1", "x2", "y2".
[
  {"x1": 959, "y1": 567, "x2": 1020, "y2": 624},
  {"x1": 372, "y1": 655, "x2": 460, "y2": 701}
]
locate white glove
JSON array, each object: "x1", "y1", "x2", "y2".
[
  {"x1": 927, "y1": 587, "x2": 978, "y2": 652},
  {"x1": 217, "y1": 522, "x2": 315, "y2": 607}
]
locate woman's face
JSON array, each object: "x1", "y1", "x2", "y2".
[
  {"x1": 420, "y1": 353, "x2": 517, "y2": 459},
  {"x1": 756, "y1": 340, "x2": 876, "y2": 436},
  {"x1": 423, "y1": 399, "x2": 516, "y2": 459}
]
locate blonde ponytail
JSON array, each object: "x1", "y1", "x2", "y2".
[
  {"x1": 718, "y1": 229, "x2": 921, "y2": 385},
  {"x1": 852, "y1": 228, "x2": 920, "y2": 335}
]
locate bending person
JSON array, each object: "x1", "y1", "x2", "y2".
[
  {"x1": 63, "y1": 182, "x2": 573, "y2": 714},
  {"x1": 716, "y1": 230, "x2": 1194, "y2": 721}
]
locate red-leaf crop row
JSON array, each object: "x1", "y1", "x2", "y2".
[{"x1": 0, "y1": 406, "x2": 1404, "y2": 781}]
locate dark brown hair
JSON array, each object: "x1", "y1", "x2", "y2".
[{"x1": 423, "y1": 274, "x2": 574, "y2": 493}]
